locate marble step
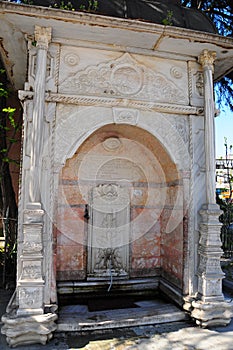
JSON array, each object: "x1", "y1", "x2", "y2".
[{"x1": 57, "y1": 298, "x2": 188, "y2": 332}]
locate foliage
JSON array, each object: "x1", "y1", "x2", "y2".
[
  {"x1": 217, "y1": 137, "x2": 233, "y2": 257},
  {"x1": 218, "y1": 198, "x2": 233, "y2": 258},
  {"x1": 0, "y1": 68, "x2": 20, "y2": 286},
  {"x1": 181, "y1": 0, "x2": 233, "y2": 111},
  {"x1": 8, "y1": 0, "x2": 233, "y2": 111},
  {"x1": 0, "y1": 75, "x2": 20, "y2": 177},
  {"x1": 162, "y1": 10, "x2": 174, "y2": 26},
  {"x1": 20, "y1": 0, "x2": 99, "y2": 12},
  {"x1": 0, "y1": 68, "x2": 20, "y2": 219}
]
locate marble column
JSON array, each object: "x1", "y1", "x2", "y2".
[
  {"x1": 29, "y1": 25, "x2": 51, "y2": 203},
  {"x1": 1, "y1": 27, "x2": 57, "y2": 347},
  {"x1": 190, "y1": 50, "x2": 232, "y2": 326}
]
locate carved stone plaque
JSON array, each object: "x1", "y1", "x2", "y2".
[
  {"x1": 87, "y1": 183, "x2": 130, "y2": 279},
  {"x1": 60, "y1": 53, "x2": 186, "y2": 104}
]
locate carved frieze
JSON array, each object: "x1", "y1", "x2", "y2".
[{"x1": 60, "y1": 53, "x2": 186, "y2": 104}]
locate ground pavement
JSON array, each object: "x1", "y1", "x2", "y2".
[{"x1": 1, "y1": 289, "x2": 233, "y2": 350}]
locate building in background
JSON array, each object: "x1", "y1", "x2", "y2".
[{"x1": 216, "y1": 155, "x2": 233, "y2": 201}]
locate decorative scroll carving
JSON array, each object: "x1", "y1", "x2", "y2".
[
  {"x1": 194, "y1": 72, "x2": 204, "y2": 97},
  {"x1": 113, "y1": 107, "x2": 139, "y2": 124},
  {"x1": 60, "y1": 53, "x2": 186, "y2": 104}
]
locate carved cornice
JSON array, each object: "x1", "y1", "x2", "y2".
[
  {"x1": 18, "y1": 90, "x2": 203, "y2": 115},
  {"x1": 198, "y1": 50, "x2": 216, "y2": 72},
  {"x1": 34, "y1": 26, "x2": 52, "y2": 50}
]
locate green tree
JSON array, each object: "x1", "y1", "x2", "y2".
[
  {"x1": 0, "y1": 61, "x2": 21, "y2": 285},
  {"x1": 12, "y1": 0, "x2": 233, "y2": 111},
  {"x1": 181, "y1": 0, "x2": 233, "y2": 110},
  {"x1": 0, "y1": 66, "x2": 19, "y2": 222}
]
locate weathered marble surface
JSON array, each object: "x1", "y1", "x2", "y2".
[{"x1": 1, "y1": 4, "x2": 232, "y2": 346}]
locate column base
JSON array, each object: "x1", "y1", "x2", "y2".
[
  {"x1": 1, "y1": 310, "x2": 57, "y2": 347},
  {"x1": 191, "y1": 299, "x2": 233, "y2": 327}
]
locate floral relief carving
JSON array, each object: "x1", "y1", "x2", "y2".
[
  {"x1": 21, "y1": 264, "x2": 42, "y2": 280},
  {"x1": 113, "y1": 108, "x2": 139, "y2": 124},
  {"x1": 23, "y1": 242, "x2": 43, "y2": 254},
  {"x1": 60, "y1": 53, "x2": 186, "y2": 104},
  {"x1": 19, "y1": 288, "x2": 41, "y2": 307},
  {"x1": 96, "y1": 183, "x2": 119, "y2": 200}
]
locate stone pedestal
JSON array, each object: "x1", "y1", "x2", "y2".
[
  {"x1": 189, "y1": 204, "x2": 232, "y2": 326},
  {"x1": 191, "y1": 300, "x2": 232, "y2": 327},
  {"x1": 1, "y1": 312, "x2": 57, "y2": 348},
  {"x1": 185, "y1": 50, "x2": 233, "y2": 327},
  {"x1": 1, "y1": 203, "x2": 57, "y2": 346}
]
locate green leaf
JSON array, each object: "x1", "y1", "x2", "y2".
[
  {"x1": 2, "y1": 157, "x2": 10, "y2": 163},
  {"x1": 2, "y1": 107, "x2": 16, "y2": 128}
]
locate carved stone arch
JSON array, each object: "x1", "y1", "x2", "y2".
[
  {"x1": 55, "y1": 121, "x2": 186, "y2": 288},
  {"x1": 53, "y1": 106, "x2": 190, "y2": 173}
]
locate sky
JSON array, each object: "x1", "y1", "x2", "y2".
[{"x1": 215, "y1": 104, "x2": 233, "y2": 158}]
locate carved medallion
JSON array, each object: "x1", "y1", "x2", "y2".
[
  {"x1": 63, "y1": 52, "x2": 80, "y2": 67},
  {"x1": 111, "y1": 65, "x2": 142, "y2": 95},
  {"x1": 170, "y1": 66, "x2": 183, "y2": 79},
  {"x1": 102, "y1": 137, "x2": 121, "y2": 151}
]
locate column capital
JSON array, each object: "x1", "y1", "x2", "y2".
[
  {"x1": 198, "y1": 49, "x2": 216, "y2": 72},
  {"x1": 34, "y1": 26, "x2": 52, "y2": 50}
]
